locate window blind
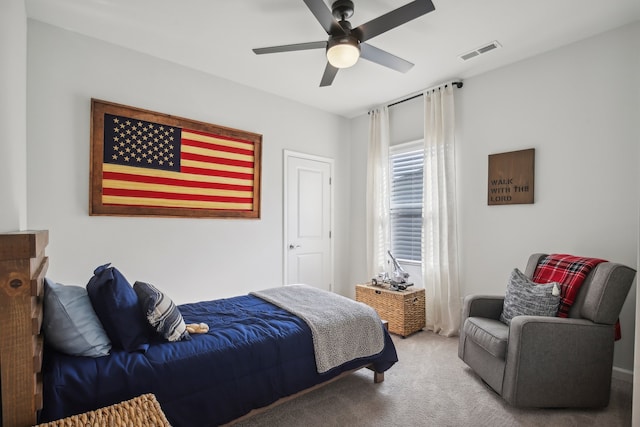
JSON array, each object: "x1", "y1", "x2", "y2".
[{"x1": 389, "y1": 146, "x2": 423, "y2": 262}]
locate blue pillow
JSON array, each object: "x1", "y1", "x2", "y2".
[
  {"x1": 134, "y1": 281, "x2": 190, "y2": 342},
  {"x1": 86, "y1": 263, "x2": 149, "y2": 352},
  {"x1": 43, "y1": 278, "x2": 112, "y2": 357}
]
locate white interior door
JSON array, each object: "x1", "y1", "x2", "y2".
[{"x1": 284, "y1": 151, "x2": 333, "y2": 291}]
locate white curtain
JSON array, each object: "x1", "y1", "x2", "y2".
[
  {"x1": 366, "y1": 107, "x2": 390, "y2": 278},
  {"x1": 422, "y1": 85, "x2": 461, "y2": 337}
]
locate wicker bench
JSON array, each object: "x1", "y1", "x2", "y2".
[{"x1": 36, "y1": 393, "x2": 171, "y2": 427}]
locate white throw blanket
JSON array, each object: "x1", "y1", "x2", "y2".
[{"x1": 251, "y1": 284, "x2": 385, "y2": 373}]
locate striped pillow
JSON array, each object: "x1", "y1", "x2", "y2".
[{"x1": 133, "y1": 282, "x2": 190, "y2": 342}]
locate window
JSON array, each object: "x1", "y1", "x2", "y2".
[{"x1": 389, "y1": 141, "x2": 424, "y2": 263}]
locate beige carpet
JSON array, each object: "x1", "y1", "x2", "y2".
[{"x1": 235, "y1": 331, "x2": 632, "y2": 427}]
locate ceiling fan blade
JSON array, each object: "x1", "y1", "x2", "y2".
[
  {"x1": 360, "y1": 43, "x2": 414, "y2": 73},
  {"x1": 303, "y1": 0, "x2": 347, "y2": 35},
  {"x1": 320, "y1": 62, "x2": 339, "y2": 87},
  {"x1": 354, "y1": 0, "x2": 435, "y2": 43},
  {"x1": 253, "y1": 41, "x2": 327, "y2": 55}
]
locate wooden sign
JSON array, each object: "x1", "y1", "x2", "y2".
[
  {"x1": 90, "y1": 99, "x2": 262, "y2": 218},
  {"x1": 488, "y1": 148, "x2": 534, "y2": 205}
]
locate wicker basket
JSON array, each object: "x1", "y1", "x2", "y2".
[
  {"x1": 36, "y1": 393, "x2": 171, "y2": 427},
  {"x1": 356, "y1": 283, "x2": 426, "y2": 337}
]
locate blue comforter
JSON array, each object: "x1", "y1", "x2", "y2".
[{"x1": 40, "y1": 294, "x2": 398, "y2": 426}]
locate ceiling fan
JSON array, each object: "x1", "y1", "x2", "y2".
[{"x1": 252, "y1": 0, "x2": 436, "y2": 87}]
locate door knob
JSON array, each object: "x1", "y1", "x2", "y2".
[{"x1": 289, "y1": 244, "x2": 301, "y2": 249}]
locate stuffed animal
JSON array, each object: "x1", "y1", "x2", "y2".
[{"x1": 186, "y1": 323, "x2": 209, "y2": 334}]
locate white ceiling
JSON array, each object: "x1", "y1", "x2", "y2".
[{"x1": 25, "y1": 0, "x2": 640, "y2": 118}]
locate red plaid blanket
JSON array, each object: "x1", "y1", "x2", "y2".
[{"x1": 532, "y1": 254, "x2": 620, "y2": 340}]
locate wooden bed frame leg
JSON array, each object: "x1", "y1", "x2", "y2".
[
  {"x1": 367, "y1": 320, "x2": 388, "y2": 384},
  {"x1": 366, "y1": 363, "x2": 385, "y2": 383}
]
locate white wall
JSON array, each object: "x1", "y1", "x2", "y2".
[
  {"x1": 349, "y1": 22, "x2": 640, "y2": 371},
  {"x1": 347, "y1": 113, "x2": 369, "y2": 297},
  {"x1": 26, "y1": 20, "x2": 352, "y2": 303},
  {"x1": 0, "y1": 0, "x2": 28, "y2": 232},
  {"x1": 389, "y1": 96, "x2": 424, "y2": 145}
]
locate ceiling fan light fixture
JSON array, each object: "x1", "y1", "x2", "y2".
[
  {"x1": 252, "y1": 0, "x2": 436, "y2": 86},
  {"x1": 326, "y1": 36, "x2": 360, "y2": 68}
]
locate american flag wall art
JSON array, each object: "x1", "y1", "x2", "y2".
[{"x1": 90, "y1": 99, "x2": 262, "y2": 218}]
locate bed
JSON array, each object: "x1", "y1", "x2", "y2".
[{"x1": 0, "y1": 230, "x2": 398, "y2": 427}]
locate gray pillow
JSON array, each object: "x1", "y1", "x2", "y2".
[
  {"x1": 500, "y1": 268, "x2": 561, "y2": 325},
  {"x1": 133, "y1": 281, "x2": 190, "y2": 342},
  {"x1": 43, "y1": 278, "x2": 112, "y2": 357}
]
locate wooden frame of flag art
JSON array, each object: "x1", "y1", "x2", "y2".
[{"x1": 90, "y1": 99, "x2": 262, "y2": 219}]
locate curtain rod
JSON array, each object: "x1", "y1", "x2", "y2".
[{"x1": 387, "y1": 81, "x2": 463, "y2": 108}]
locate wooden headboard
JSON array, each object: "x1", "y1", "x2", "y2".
[{"x1": 0, "y1": 230, "x2": 49, "y2": 427}]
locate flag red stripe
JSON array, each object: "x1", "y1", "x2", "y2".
[
  {"x1": 185, "y1": 128, "x2": 254, "y2": 146},
  {"x1": 181, "y1": 138, "x2": 254, "y2": 156},
  {"x1": 180, "y1": 152, "x2": 254, "y2": 169},
  {"x1": 103, "y1": 171, "x2": 253, "y2": 192},
  {"x1": 103, "y1": 188, "x2": 253, "y2": 204},
  {"x1": 180, "y1": 166, "x2": 254, "y2": 181},
  {"x1": 103, "y1": 201, "x2": 238, "y2": 211}
]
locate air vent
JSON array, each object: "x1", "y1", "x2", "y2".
[
  {"x1": 460, "y1": 51, "x2": 479, "y2": 61},
  {"x1": 459, "y1": 41, "x2": 501, "y2": 61}
]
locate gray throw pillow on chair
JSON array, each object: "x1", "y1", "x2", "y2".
[{"x1": 500, "y1": 268, "x2": 561, "y2": 325}]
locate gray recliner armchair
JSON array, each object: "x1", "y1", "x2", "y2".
[{"x1": 458, "y1": 253, "x2": 636, "y2": 408}]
